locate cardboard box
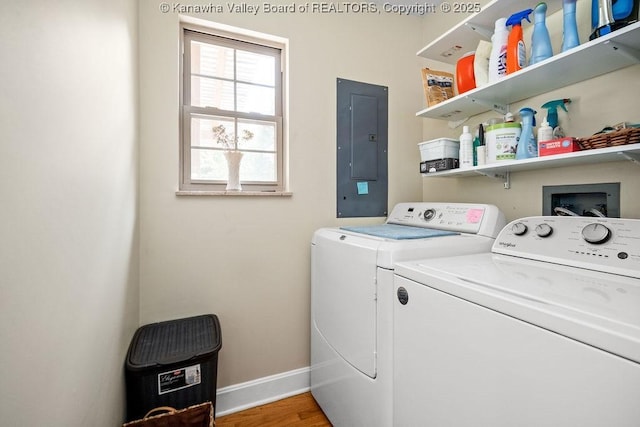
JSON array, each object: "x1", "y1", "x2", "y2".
[{"x1": 538, "y1": 137, "x2": 581, "y2": 156}]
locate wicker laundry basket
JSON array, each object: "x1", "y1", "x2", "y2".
[
  {"x1": 576, "y1": 127, "x2": 640, "y2": 150},
  {"x1": 122, "y1": 402, "x2": 214, "y2": 427}
]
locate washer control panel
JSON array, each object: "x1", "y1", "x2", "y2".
[
  {"x1": 386, "y1": 202, "x2": 505, "y2": 237},
  {"x1": 493, "y1": 216, "x2": 640, "y2": 278}
]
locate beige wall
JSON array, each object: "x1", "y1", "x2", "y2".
[
  {"x1": 138, "y1": 1, "x2": 424, "y2": 387},
  {"x1": 420, "y1": 4, "x2": 640, "y2": 221},
  {"x1": 0, "y1": 0, "x2": 139, "y2": 425}
]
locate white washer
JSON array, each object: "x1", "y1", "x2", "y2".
[
  {"x1": 394, "y1": 216, "x2": 640, "y2": 427},
  {"x1": 311, "y1": 202, "x2": 506, "y2": 426}
]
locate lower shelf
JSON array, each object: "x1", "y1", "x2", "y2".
[{"x1": 421, "y1": 143, "x2": 640, "y2": 179}]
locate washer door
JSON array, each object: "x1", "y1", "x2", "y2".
[{"x1": 312, "y1": 230, "x2": 378, "y2": 378}]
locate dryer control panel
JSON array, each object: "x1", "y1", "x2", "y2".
[
  {"x1": 493, "y1": 216, "x2": 640, "y2": 278},
  {"x1": 387, "y1": 202, "x2": 506, "y2": 238}
]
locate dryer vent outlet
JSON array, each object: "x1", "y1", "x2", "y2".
[{"x1": 542, "y1": 183, "x2": 620, "y2": 218}]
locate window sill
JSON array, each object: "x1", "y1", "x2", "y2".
[{"x1": 176, "y1": 190, "x2": 293, "y2": 197}]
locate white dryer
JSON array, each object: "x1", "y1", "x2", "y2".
[
  {"x1": 394, "y1": 216, "x2": 640, "y2": 427},
  {"x1": 311, "y1": 202, "x2": 506, "y2": 426}
]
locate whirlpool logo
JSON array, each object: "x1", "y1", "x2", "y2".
[{"x1": 498, "y1": 242, "x2": 516, "y2": 248}]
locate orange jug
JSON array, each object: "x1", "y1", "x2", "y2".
[{"x1": 456, "y1": 52, "x2": 476, "y2": 94}]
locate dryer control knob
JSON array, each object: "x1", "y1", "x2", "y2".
[
  {"x1": 423, "y1": 209, "x2": 436, "y2": 221},
  {"x1": 582, "y1": 223, "x2": 611, "y2": 244},
  {"x1": 535, "y1": 223, "x2": 553, "y2": 238},
  {"x1": 511, "y1": 222, "x2": 528, "y2": 236}
]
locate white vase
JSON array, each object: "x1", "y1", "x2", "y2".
[{"x1": 224, "y1": 150, "x2": 243, "y2": 191}]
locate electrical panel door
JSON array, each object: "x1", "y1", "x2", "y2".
[{"x1": 336, "y1": 78, "x2": 388, "y2": 218}]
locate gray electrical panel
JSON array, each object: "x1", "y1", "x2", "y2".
[{"x1": 336, "y1": 78, "x2": 388, "y2": 218}]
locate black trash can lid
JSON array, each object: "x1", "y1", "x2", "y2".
[{"x1": 126, "y1": 314, "x2": 221, "y2": 370}]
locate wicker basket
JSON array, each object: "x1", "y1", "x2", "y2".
[
  {"x1": 123, "y1": 402, "x2": 214, "y2": 427},
  {"x1": 576, "y1": 127, "x2": 640, "y2": 150}
]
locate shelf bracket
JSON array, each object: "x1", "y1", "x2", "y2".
[
  {"x1": 466, "y1": 97, "x2": 507, "y2": 115},
  {"x1": 475, "y1": 170, "x2": 511, "y2": 189},
  {"x1": 619, "y1": 151, "x2": 640, "y2": 165},
  {"x1": 604, "y1": 40, "x2": 640, "y2": 62},
  {"x1": 463, "y1": 22, "x2": 493, "y2": 40}
]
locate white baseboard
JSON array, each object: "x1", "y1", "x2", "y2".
[{"x1": 215, "y1": 366, "x2": 311, "y2": 417}]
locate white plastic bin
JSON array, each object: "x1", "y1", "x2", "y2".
[{"x1": 418, "y1": 138, "x2": 460, "y2": 161}]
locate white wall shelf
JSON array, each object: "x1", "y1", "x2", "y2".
[
  {"x1": 416, "y1": 0, "x2": 640, "y2": 188},
  {"x1": 418, "y1": 0, "x2": 565, "y2": 64},
  {"x1": 421, "y1": 144, "x2": 640, "y2": 189},
  {"x1": 417, "y1": 18, "x2": 640, "y2": 121}
]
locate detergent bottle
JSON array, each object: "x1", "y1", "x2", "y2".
[
  {"x1": 506, "y1": 8, "x2": 533, "y2": 74},
  {"x1": 531, "y1": 3, "x2": 553, "y2": 65},
  {"x1": 488, "y1": 18, "x2": 509, "y2": 83},
  {"x1": 516, "y1": 108, "x2": 537, "y2": 160},
  {"x1": 562, "y1": 0, "x2": 580, "y2": 51}
]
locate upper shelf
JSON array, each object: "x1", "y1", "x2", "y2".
[
  {"x1": 417, "y1": 20, "x2": 640, "y2": 121},
  {"x1": 418, "y1": 0, "x2": 563, "y2": 64},
  {"x1": 420, "y1": 143, "x2": 640, "y2": 178}
]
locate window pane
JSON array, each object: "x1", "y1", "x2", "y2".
[
  {"x1": 238, "y1": 119, "x2": 276, "y2": 151},
  {"x1": 191, "y1": 117, "x2": 234, "y2": 149},
  {"x1": 191, "y1": 149, "x2": 227, "y2": 181},
  {"x1": 191, "y1": 76, "x2": 234, "y2": 109},
  {"x1": 191, "y1": 149, "x2": 276, "y2": 183},
  {"x1": 237, "y1": 50, "x2": 275, "y2": 85},
  {"x1": 237, "y1": 83, "x2": 275, "y2": 115},
  {"x1": 240, "y1": 152, "x2": 276, "y2": 182},
  {"x1": 191, "y1": 41, "x2": 233, "y2": 79}
]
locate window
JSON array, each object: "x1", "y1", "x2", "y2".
[{"x1": 180, "y1": 27, "x2": 285, "y2": 192}]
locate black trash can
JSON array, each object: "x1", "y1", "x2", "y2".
[{"x1": 125, "y1": 314, "x2": 222, "y2": 422}]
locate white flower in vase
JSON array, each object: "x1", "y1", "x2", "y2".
[{"x1": 212, "y1": 125, "x2": 254, "y2": 191}]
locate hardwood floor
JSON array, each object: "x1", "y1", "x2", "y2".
[{"x1": 215, "y1": 392, "x2": 332, "y2": 427}]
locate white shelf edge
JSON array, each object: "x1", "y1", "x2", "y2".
[{"x1": 421, "y1": 144, "x2": 640, "y2": 178}]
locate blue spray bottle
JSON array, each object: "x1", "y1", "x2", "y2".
[
  {"x1": 516, "y1": 108, "x2": 538, "y2": 160},
  {"x1": 531, "y1": 3, "x2": 553, "y2": 65},
  {"x1": 562, "y1": 0, "x2": 580, "y2": 51}
]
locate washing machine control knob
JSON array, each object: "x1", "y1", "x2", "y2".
[
  {"x1": 535, "y1": 223, "x2": 553, "y2": 238},
  {"x1": 511, "y1": 222, "x2": 528, "y2": 236},
  {"x1": 582, "y1": 223, "x2": 611, "y2": 244},
  {"x1": 423, "y1": 209, "x2": 436, "y2": 221}
]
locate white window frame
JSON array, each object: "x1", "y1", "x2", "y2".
[{"x1": 179, "y1": 25, "x2": 286, "y2": 193}]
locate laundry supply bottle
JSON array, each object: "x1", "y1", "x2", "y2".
[
  {"x1": 476, "y1": 123, "x2": 487, "y2": 166},
  {"x1": 459, "y1": 125, "x2": 474, "y2": 169},
  {"x1": 531, "y1": 3, "x2": 553, "y2": 65},
  {"x1": 506, "y1": 9, "x2": 533, "y2": 74},
  {"x1": 472, "y1": 126, "x2": 481, "y2": 166},
  {"x1": 504, "y1": 112, "x2": 515, "y2": 123},
  {"x1": 541, "y1": 98, "x2": 571, "y2": 137},
  {"x1": 562, "y1": 0, "x2": 580, "y2": 51},
  {"x1": 488, "y1": 18, "x2": 509, "y2": 83},
  {"x1": 516, "y1": 107, "x2": 538, "y2": 160},
  {"x1": 537, "y1": 117, "x2": 553, "y2": 143}
]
